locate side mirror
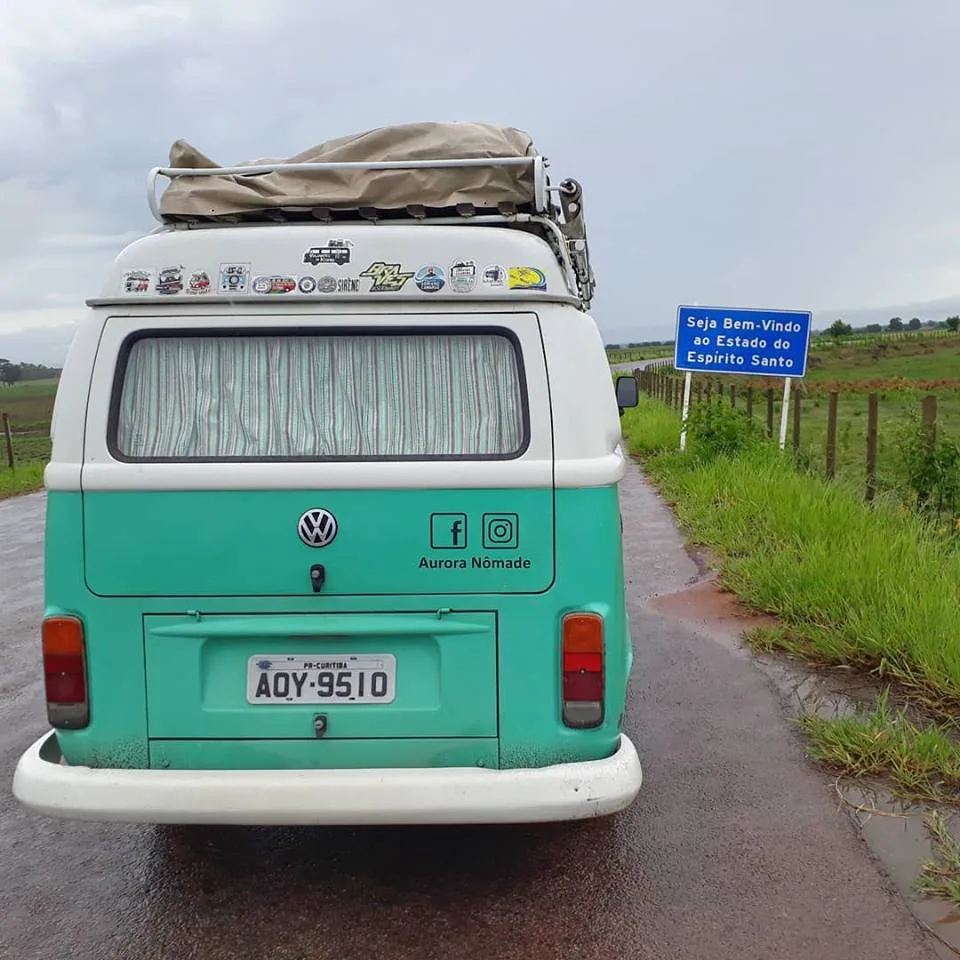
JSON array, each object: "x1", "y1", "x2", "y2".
[{"x1": 615, "y1": 375, "x2": 639, "y2": 414}]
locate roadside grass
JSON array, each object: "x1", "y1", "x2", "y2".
[
  {"x1": 620, "y1": 397, "x2": 680, "y2": 455},
  {"x1": 626, "y1": 411, "x2": 960, "y2": 710},
  {"x1": 917, "y1": 812, "x2": 960, "y2": 903},
  {"x1": 0, "y1": 378, "x2": 57, "y2": 499},
  {"x1": 796, "y1": 691, "x2": 960, "y2": 806},
  {"x1": 0, "y1": 462, "x2": 45, "y2": 500},
  {"x1": 623, "y1": 393, "x2": 960, "y2": 902}
]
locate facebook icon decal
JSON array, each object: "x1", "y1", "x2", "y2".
[{"x1": 430, "y1": 513, "x2": 468, "y2": 550}]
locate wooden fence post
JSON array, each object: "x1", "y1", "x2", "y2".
[
  {"x1": 696, "y1": 382, "x2": 702, "y2": 406},
  {"x1": 766, "y1": 389, "x2": 774, "y2": 438},
  {"x1": 746, "y1": 388, "x2": 753, "y2": 418},
  {"x1": 917, "y1": 394, "x2": 938, "y2": 510},
  {"x1": 706, "y1": 382, "x2": 712, "y2": 404},
  {"x1": 866, "y1": 393, "x2": 878, "y2": 503},
  {"x1": 826, "y1": 392, "x2": 839, "y2": 480},
  {"x1": 922, "y1": 395, "x2": 938, "y2": 449},
  {"x1": 729, "y1": 384, "x2": 736, "y2": 408},
  {"x1": 2, "y1": 413, "x2": 13, "y2": 471}
]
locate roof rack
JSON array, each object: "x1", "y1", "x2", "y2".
[
  {"x1": 146, "y1": 153, "x2": 596, "y2": 308},
  {"x1": 147, "y1": 156, "x2": 550, "y2": 222}
]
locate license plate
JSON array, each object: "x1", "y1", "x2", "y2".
[{"x1": 246, "y1": 654, "x2": 397, "y2": 705}]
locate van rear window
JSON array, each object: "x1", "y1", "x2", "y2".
[{"x1": 110, "y1": 330, "x2": 528, "y2": 461}]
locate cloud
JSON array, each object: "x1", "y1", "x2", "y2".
[
  {"x1": 0, "y1": 319, "x2": 78, "y2": 365},
  {"x1": 1, "y1": 0, "x2": 960, "y2": 362}
]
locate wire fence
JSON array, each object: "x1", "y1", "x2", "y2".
[{"x1": 633, "y1": 364, "x2": 955, "y2": 507}]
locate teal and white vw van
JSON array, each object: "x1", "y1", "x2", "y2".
[{"x1": 12, "y1": 122, "x2": 642, "y2": 824}]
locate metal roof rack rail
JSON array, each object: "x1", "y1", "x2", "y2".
[
  {"x1": 145, "y1": 153, "x2": 596, "y2": 309},
  {"x1": 147, "y1": 157, "x2": 550, "y2": 222}
]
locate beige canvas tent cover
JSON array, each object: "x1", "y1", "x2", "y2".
[{"x1": 158, "y1": 121, "x2": 539, "y2": 220}]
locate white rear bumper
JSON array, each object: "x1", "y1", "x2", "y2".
[{"x1": 12, "y1": 731, "x2": 642, "y2": 825}]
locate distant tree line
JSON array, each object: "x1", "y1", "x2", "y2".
[
  {"x1": 0, "y1": 359, "x2": 61, "y2": 386},
  {"x1": 824, "y1": 316, "x2": 960, "y2": 337},
  {"x1": 605, "y1": 340, "x2": 673, "y2": 349},
  {"x1": 608, "y1": 317, "x2": 960, "y2": 350}
]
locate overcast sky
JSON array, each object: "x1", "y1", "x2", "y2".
[{"x1": 2, "y1": 0, "x2": 960, "y2": 364}]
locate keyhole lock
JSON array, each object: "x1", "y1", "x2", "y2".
[
  {"x1": 314, "y1": 715, "x2": 328, "y2": 737},
  {"x1": 310, "y1": 564, "x2": 326, "y2": 593}
]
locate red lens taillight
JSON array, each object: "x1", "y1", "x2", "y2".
[
  {"x1": 42, "y1": 616, "x2": 89, "y2": 728},
  {"x1": 562, "y1": 613, "x2": 604, "y2": 728}
]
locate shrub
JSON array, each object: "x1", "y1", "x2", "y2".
[
  {"x1": 684, "y1": 399, "x2": 767, "y2": 461},
  {"x1": 894, "y1": 414, "x2": 960, "y2": 522}
]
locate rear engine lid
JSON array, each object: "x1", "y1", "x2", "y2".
[{"x1": 143, "y1": 611, "x2": 499, "y2": 741}]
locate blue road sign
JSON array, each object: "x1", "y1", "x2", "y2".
[{"x1": 674, "y1": 305, "x2": 812, "y2": 377}]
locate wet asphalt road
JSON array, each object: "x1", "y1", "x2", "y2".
[{"x1": 0, "y1": 470, "x2": 940, "y2": 960}]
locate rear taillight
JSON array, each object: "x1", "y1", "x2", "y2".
[
  {"x1": 42, "y1": 615, "x2": 89, "y2": 729},
  {"x1": 562, "y1": 612, "x2": 604, "y2": 728}
]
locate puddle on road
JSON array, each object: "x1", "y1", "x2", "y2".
[
  {"x1": 648, "y1": 576, "x2": 960, "y2": 958},
  {"x1": 649, "y1": 577, "x2": 778, "y2": 659}
]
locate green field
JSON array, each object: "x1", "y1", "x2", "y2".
[
  {"x1": 641, "y1": 332, "x2": 960, "y2": 506},
  {"x1": 691, "y1": 385, "x2": 960, "y2": 506},
  {"x1": 606, "y1": 344, "x2": 674, "y2": 364},
  {"x1": 0, "y1": 377, "x2": 57, "y2": 499},
  {"x1": 805, "y1": 334, "x2": 960, "y2": 385}
]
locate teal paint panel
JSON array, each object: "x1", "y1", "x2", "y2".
[
  {"x1": 143, "y1": 612, "x2": 498, "y2": 740},
  {"x1": 150, "y1": 738, "x2": 499, "y2": 771},
  {"x1": 496, "y1": 484, "x2": 631, "y2": 769},
  {"x1": 83, "y1": 488, "x2": 554, "y2": 597},
  {"x1": 44, "y1": 492, "x2": 149, "y2": 768},
  {"x1": 48, "y1": 482, "x2": 634, "y2": 774}
]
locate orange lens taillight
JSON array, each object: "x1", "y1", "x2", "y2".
[
  {"x1": 561, "y1": 613, "x2": 604, "y2": 728},
  {"x1": 42, "y1": 615, "x2": 89, "y2": 728}
]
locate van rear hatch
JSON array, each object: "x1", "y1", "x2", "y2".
[
  {"x1": 82, "y1": 319, "x2": 554, "y2": 598},
  {"x1": 80, "y1": 317, "x2": 554, "y2": 755},
  {"x1": 142, "y1": 611, "x2": 498, "y2": 743}
]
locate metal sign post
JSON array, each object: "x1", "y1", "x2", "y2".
[
  {"x1": 778, "y1": 377, "x2": 792, "y2": 451},
  {"x1": 679, "y1": 371, "x2": 693, "y2": 451}
]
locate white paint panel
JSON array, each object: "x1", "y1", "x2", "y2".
[
  {"x1": 48, "y1": 314, "x2": 105, "y2": 466},
  {"x1": 540, "y1": 306, "x2": 624, "y2": 463},
  {"x1": 100, "y1": 223, "x2": 574, "y2": 304},
  {"x1": 13, "y1": 731, "x2": 642, "y2": 825},
  {"x1": 51, "y1": 301, "x2": 629, "y2": 492},
  {"x1": 80, "y1": 310, "x2": 554, "y2": 491}
]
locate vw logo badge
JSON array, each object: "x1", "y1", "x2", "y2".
[{"x1": 297, "y1": 508, "x2": 338, "y2": 548}]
